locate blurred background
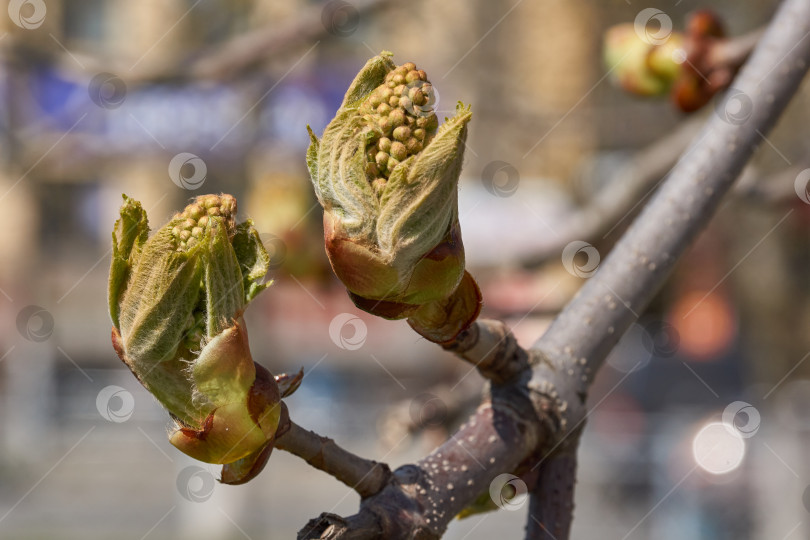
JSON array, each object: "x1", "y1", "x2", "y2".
[{"x1": 1, "y1": 0, "x2": 809, "y2": 538}]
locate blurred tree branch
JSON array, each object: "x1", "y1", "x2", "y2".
[
  {"x1": 179, "y1": 0, "x2": 393, "y2": 82},
  {"x1": 521, "y1": 24, "x2": 767, "y2": 270},
  {"x1": 289, "y1": 0, "x2": 810, "y2": 537},
  {"x1": 709, "y1": 27, "x2": 766, "y2": 70},
  {"x1": 378, "y1": 379, "x2": 482, "y2": 448},
  {"x1": 521, "y1": 113, "x2": 705, "y2": 269},
  {"x1": 0, "y1": 0, "x2": 394, "y2": 83},
  {"x1": 734, "y1": 163, "x2": 808, "y2": 204},
  {"x1": 526, "y1": 0, "x2": 809, "y2": 536}
]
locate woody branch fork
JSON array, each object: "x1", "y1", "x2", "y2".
[{"x1": 296, "y1": 0, "x2": 810, "y2": 538}]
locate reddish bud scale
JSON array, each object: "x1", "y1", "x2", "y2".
[{"x1": 672, "y1": 10, "x2": 730, "y2": 113}]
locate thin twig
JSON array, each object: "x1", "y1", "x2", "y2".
[
  {"x1": 276, "y1": 421, "x2": 392, "y2": 499},
  {"x1": 183, "y1": 0, "x2": 394, "y2": 82},
  {"x1": 734, "y1": 164, "x2": 808, "y2": 204}
]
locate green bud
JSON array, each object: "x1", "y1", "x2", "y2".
[
  {"x1": 392, "y1": 125, "x2": 410, "y2": 142},
  {"x1": 390, "y1": 141, "x2": 407, "y2": 161},
  {"x1": 306, "y1": 52, "x2": 480, "y2": 340},
  {"x1": 108, "y1": 193, "x2": 282, "y2": 484}
]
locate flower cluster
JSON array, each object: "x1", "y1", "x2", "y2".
[
  {"x1": 358, "y1": 61, "x2": 439, "y2": 193},
  {"x1": 170, "y1": 194, "x2": 237, "y2": 252}
]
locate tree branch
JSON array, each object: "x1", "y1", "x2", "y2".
[
  {"x1": 296, "y1": 0, "x2": 810, "y2": 536},
  {"x1": 276, "y1": 421, "x2": 392, "y2": 499},
  {"x1": 441, "y1": 319, "x2": 534, "y2": 385},
  {"x1": 299, "y1": 392, "x2": 552, "y2": 539},
  {"x1": 527, "y1": 0, "x2": 810, "y2": 535},
  {"x1": 530, "y1": 0, "x2": 810, "y2": 397},
  {"x1": 525, "y1": 452, "x2": 577, "y2": 540}
]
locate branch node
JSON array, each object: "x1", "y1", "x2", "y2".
[{"x1": 443, "y1": 319, "x2": 530, "y2": 384}]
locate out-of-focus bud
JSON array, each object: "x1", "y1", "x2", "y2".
[
  {"x1": 672, "y1": 10, "x2": 728, "y2": 112},
  {"x1": 306, "y1": 52, "x2": 481, "y2": 342},
  {"x1": 605, "y1": 10, "x2": 737, "y2": 114},
  {"x1": 686, "y1": 9, "x2": 724, "y2": 40},
  {"x1": 604, "y1": 23, "x2": 684, "y2": 97},
  {"x1": 647, "y1": 33, "x2": 685, "y2": 82},
  {"x1": 108, "y1": 193, "x2": 293, "y2": 484}
]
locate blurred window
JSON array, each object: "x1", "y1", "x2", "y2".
[{"x1": 38, "y1": 181, "x2": 103, "y2": 258}]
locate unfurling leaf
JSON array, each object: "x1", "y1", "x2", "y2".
[{"x1": 108, "y1": 193, "x2": 285, "y2": 484}]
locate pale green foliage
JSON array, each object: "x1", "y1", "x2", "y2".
[{"x1": 108, "y1": 194, "x2": 271, "y2": 427}]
